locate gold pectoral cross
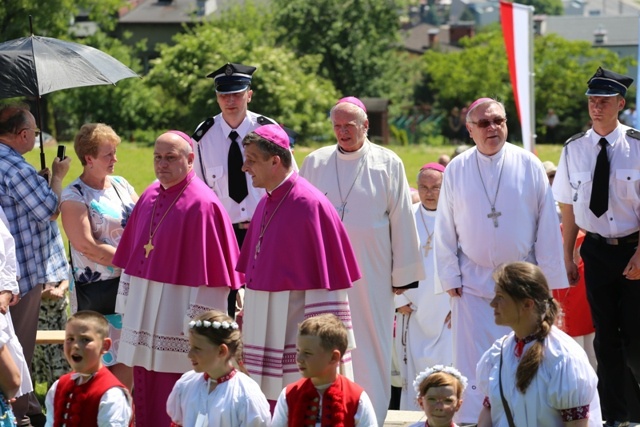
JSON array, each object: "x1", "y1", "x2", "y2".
[
  {"x1": 144, "y1": 239, "x2": 154, "y2": 258},
  {"x1": 423, "y1": 237, "x2": 432, "y2": 257}
]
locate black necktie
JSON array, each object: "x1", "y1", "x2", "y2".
[
  {"x1": 227, "y1": 131, "x2": 248, "y2": 203},
  {"x1": 589, "y1": 138, "x2": 610, "y2": 218}
]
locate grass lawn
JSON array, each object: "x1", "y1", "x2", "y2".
[
  {"x1": 25, "y1": 141, "x2": 565, "y2": 197},
  {"x1": 25, "y1": 140, "x2": 564, "y2": 243}
]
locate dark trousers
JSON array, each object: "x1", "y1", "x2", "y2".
[
  {"x1": 581, "y1": 236, "x2": 640, "y2": 422},
  {"x1": 227, "y1": 227, "x2": 248, "y2": 318},
  {"x1": 10, "y1": 285, "x2": 43, "y2": 423}
]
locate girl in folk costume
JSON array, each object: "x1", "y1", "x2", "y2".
[
  {"x1": 167, "y1": 311, "x2": 270, "y2": 427},
  {"x1": 409, "y1": 365, "x2": 466, "y2": 427},
  {"x1": 477, "y1": 262, "x2": 602, "y2": 427}
]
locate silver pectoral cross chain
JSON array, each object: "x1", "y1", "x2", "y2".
[
  {"x1": 487, "y1": 206, "x2": 502, "y2": 228},
  {"x1": 336, "y1": 202, "x2": 349, "y2": 221}
]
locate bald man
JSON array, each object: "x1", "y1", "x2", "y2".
[{"x1": 113, "y1": 131, "x2": 243, "y2": 426}]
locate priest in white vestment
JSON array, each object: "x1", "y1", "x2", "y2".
[
  {"x1": 300, "y1": 97, "x2": 424, "y2": 425},
  {"x1": 394, "y1": 162, "x2": 453, "y2": 411},
  {"x1": 434, "y1": 97, "x2": 568, "y2": 424}
]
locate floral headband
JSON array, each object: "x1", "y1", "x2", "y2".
[
  {"x1": 413, "y1": 365, "x2": 468, "y2": 399},
  {"x1": 188, "y1": 320, "x2": 239, "y2": 330}
]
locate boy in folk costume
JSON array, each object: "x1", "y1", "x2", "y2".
[
  {"x1": 271, "y1": 314, "x2": 377, "y2": 426},
  {"x1": 45, "y1": 311, "x2": 132, "y2": 427}
]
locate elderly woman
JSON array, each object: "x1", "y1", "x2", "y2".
[
  {"x1": 477, "y1": 261, "x2": 602, "y2": 427},
  {"x1": 60, "y1": 123, "x2": 138, "y2": 390}
]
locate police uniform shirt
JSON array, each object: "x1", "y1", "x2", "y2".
[
  {"x1": 553, "y1": 124, "x2": 640, "y2": 237},
  {"x1": 193, "y1": 110, "x2": 268, "y2": 224}
]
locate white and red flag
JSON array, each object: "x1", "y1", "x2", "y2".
[{"x1": 500, "y1": 1, "x2": 535, "y2": 152}]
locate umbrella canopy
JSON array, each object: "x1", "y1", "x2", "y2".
[
  {"x1": 0, "y1": 34, "x2": 139, "y2": 169},
  {"x1": 0, "y1": 35, "x2": 138, "y2": 98}
]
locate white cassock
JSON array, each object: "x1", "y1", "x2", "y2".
[
  {"x1": 477, "y1": 327, "x2": 602, "y2": 426},
  {"x1": 394, "y1": 203, "x2": 452, "y2": 411},
  {"x1": 301, "y1": 140, "x2": 424, "y2": 426},
  {"x1": 434, "y1": 143, "x2": 567, "y2": 423}
]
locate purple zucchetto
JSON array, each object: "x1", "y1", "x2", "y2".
[
  {"x1": 420, "y1": 162, "x2": 445, "y2": 173},
  {"x1": 167, "y1": 130, "x2": 193, "y2": 149},
  {"x1": 337, "y1": 96, "x2": 367, "y2": 113},
  {"x1": 254, "y1": 124, "x2": 290, "y2": 149}
]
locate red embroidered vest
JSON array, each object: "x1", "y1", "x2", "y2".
[
  {"x1": 285, "y1": 375, "x2": 363, "y2": 427},
  {"x1": 53, "y1": 366, "x2": 132, "y2": 427}
]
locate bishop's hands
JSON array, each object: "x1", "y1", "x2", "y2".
[{"x1": 446, "y1": 288, "x2": 462, "y2": 297}]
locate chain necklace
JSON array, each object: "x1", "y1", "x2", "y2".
[
  {"x1": 255, "y1": 177, "x2": 298, "y2": 259},
  {"x1": 475, "y1": 150, "x2": 505, "y2": 228},
  {"x1": 418, "y1": 204, "x2": 435, "y2": 257},
  {"x1": 334, "y1": 146, "x2": 368, "y2": 221},
  {"x1": 144, "y1": 176, "x2": 195, "y2": 258}
]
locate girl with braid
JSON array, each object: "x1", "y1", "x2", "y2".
[{"x1": 476, "y1": 262, "x2": 602, "y2": 427}]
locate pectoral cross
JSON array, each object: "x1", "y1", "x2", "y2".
[
  {"x1": 487, "y1": 206, "x2": 502, "y2": 228},
  {"x1": 336, "y1": 202, "x2": 349, "y2": 221},
  {"x1": 423, "y1": 237, "x2": 433, "y2": 257},
  {"x1": 255, "y1": 240, "x2": 261, "y2": 259},
  {"x1": 144, "y1": 239, "x2": 154, "y2": 258}
]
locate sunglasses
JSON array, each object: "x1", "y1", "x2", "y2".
[{"x1": 470, "y1": 117, "x2": 507, "y2": 128}]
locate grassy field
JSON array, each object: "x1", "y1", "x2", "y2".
[
  {"x1": 25, "y1": 141, "x2": 565, "y2": 197},
  {"x1": 24, "y1": 140, "x2": 564, "y2": 245}
]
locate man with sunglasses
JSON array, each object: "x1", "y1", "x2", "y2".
[
  {"x1": 553, "y1": 68, "x2": 639, "y2": 427},
  {"x1": 0, "y1": 103, "x2": 70, "y2": 427},
  {"x1": 435, "y1": 97, "x2": 567, "y2": 424}
]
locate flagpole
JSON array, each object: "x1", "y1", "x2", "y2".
[
  {"x1": 528, "y1": 4, "x2": 536, "y2": 153},
  {"x1": 636, "y1": 15, "x2": 640, "y2": 130}
]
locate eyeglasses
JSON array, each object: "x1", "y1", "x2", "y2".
[
  {"x1": 470, "y1": 117, "x2": 507, "y2": 128},
  {"x1": 18, "y1": 127, "x2": 41, "y2": 137}
]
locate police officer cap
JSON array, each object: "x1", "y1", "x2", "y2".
[
  {"x1": 586, "y1": 67, "x2": 634, "y2": 97},
  {"x1": 207, "y1": 63, "x2": 256, "y2": 94}
]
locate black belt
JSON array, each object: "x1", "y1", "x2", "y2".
[
  {"x1": 233, "y1": 221, "x2": 250, "y2": 230},
  {"x1": 586, "y1": 231, "x2": 639, "y2": 246}
]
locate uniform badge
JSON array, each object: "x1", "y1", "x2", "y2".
[{"x1": 225, "y1": 64, "x2": 234, "y2": 76}]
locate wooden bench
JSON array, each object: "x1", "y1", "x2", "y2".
[
  {"x1": 35, "y1": 330, "x2": 65, "y2": 345},
  {"x1": 383, "y1": 410, "x2": 424, "y2": 426}
]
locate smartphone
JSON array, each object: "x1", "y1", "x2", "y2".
[{"x1": 57, "y1": 145, "x2": 66, "y2": 160}]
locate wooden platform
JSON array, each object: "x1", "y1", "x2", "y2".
[
  {"x1": 383, "y1": 410, "x2": 424, "y2": 426},
  {"x1": 35, "y1": 330, "x2": 65, "y2": 344}
]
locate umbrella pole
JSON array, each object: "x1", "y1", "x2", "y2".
[{"x1": 36, "y1": 95, "x2": 46, "y2": 170}]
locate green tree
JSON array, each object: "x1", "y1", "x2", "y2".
[
  {"x1": 272, "y1": 0, "x2": 406, "y2": 98},
  {"x1": 421, "y1": 26, "x2": 632, "y2": 143},
  {"x1": 515, "y1": 0, "x2": 563, "y2": 16},
  {"x1": 145, "y1": 22, "x2": 340, "y2": 141},
  {"x1": 49, "y1": 31, "x2": 167, "y2": 141},
  {"x1": 0, "y1": 0, "x2": 122, "y2": 40}
]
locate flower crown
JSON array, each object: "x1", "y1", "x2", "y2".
[
  {"x1": 188, "y1": 320, "x2": 239, "y2": 330},
  {"x1": 413, "y1": 365, "x2": 468, "y2": 399}
]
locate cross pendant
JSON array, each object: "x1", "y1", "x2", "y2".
[
  {"x1": 144, "y1": 239, "x2": 154, "y2": 258},
  {"x1": 487, "y1": 206, "x2": 502, "y2": 228},
  {"x1": 255, "y1": 240, "x2": 261, "y2": 259},
  {"x1": 423, "y1": 237, "x2": 432, "y2": 257}
]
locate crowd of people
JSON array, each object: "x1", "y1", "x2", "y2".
[{"x1": 0, "y1": 62, "x2": 637, "y2": 427}]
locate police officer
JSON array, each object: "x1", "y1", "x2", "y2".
[
  {"x1": 192, "y1": 62, "x2": 276, "y2": 317},
  {"x1": 553, "y1": 67, "x2": 639, "y2": 427}
]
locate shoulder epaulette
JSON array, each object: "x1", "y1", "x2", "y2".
[
  {"x1": 564, "y1": 132, "x2": 586, "y2": 146},
  {"x1": 257, "y1": 115, "x2": 276, "y2": 126},
  {"x1": 191, "y1": 117, "x2": 215, "y2": 142},
  {"x1": 626, "y1": 129, "x2": 640, "y2": 141}
]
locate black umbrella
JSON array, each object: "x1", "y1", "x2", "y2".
[{"x1": 0, "y1": 22, "x2": 139, "y2": 169}]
